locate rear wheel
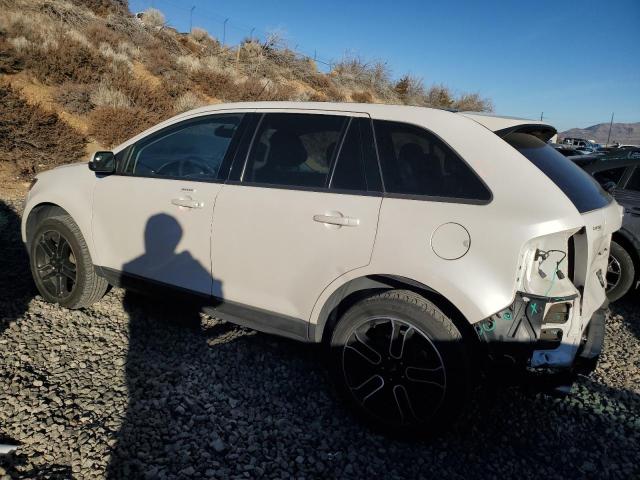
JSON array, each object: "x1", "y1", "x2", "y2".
[
  {"x1": 606, "y1": 241, "x2": 635, "y2": 303},
  {"x1": 29, "y1": 214, "x2": 108, "y2": 309},
  {"x1": 329, "y1": 290, "x2": 471, "y2": 436}
]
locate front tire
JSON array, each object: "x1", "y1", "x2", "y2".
[
  {"x1": 606, "y1": 241, "x2": 635, "y2": 303},
  {"x1": 29, "y1": 213, "x2": 108, "y2": 309},
  {"x1": 329, "y1": 290, "x2": 471, "y2": 436}
]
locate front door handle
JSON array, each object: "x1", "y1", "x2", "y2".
[
  {"x1": 313, "y1": 213, "x2": 360, "y2": 227},
  {"x1": 171, "y1": 197, "x2": 204, "y2": 209}
]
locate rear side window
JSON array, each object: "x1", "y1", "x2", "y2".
[
  {"x1": 373, "y1": 120, "x2": 491, "y2": 201},
  {"x1": 504, "y1": 133, "x2": 611, "y2": 213},
  {"x1": 244, "y1": 113, "x2": 346, "y2": 188}
]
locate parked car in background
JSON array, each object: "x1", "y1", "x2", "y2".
[
  {"x1": 551, "y1": 143, "x2": 590, "y2": 157},
  {"x1": 569, "y1": 148, "x2": 640, "y2": 301},
  {"x1": 21, "y1": 103, "x2": 622, "y2": 435},
  {"x1": 561, "y1": 137, "x2": 598, "y2": 153}
]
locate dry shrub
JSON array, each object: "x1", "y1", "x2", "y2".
[
  {"x1": 425, "y1": 85, "x2": 454, "y2": 109},
  {"x1": 0, "y1": 83, "x2": 86, "y2": 177},
  {"x1": 189, "y1": 27, "x2": 209, "y2": 43},
  {"x1": 0, "y1": 36, "x2": 24, "y2": 74},
  {"x1": 67, "y1": 0, "x2": 126, "y2": 17},
  {"x1": 55, "y1": 82, "x2": 93, "y2": 114},
  {"x1": 142, "y1": 45, "x2": 176, "y2": 76},
  {"x1": 40, "y1": 0, "x2": 98, "y2": 28},
  {"x1": 173, "y1": 91, "x2": 206, "y2": 113},
  {"x1": 90, "y1": 81, "x2": 130, "y2": 108},
  {"x1": 351, "y1": 90, "x2": 373, "y2": 103},
  {"x1": 332, "y1": 56, "x2": 393, "y2": 99},
  {"x1": 85, "y1": 21, "x2": 124, "y2": 47},
  {"x1": 191, "y1": 69, "x2": 236, "y2": 99},
  {"x1": 106, "y1": 68, "x2": 174, "y2": 117},
  {"x1": 394, "y1": 75, "x2": 426, "y2": 105},
  {"x1": 453, "y1": 92, "x2": 493, "y2": 112},
  {"x1": 229, "y1": 78, "x2": 296, "y2": 102},
  {"x1": 99, "y1": 42, "x2": 132, "y2": 69},
  {"x1": 141, "y1": 8, "x2": 165, "y2": 29},
  {"x1": 25, "y1": 34, "x2": 108, "y2": 84},
  {"x1": 88, "y1": 106, "x2": 154, "y2": 148}
]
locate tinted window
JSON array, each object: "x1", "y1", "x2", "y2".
[
  {"x1": 374, "y1": 120, "x2": 491, "y2": 201},
  {"x1": 330, "y1": 119, "x2": 367, "y2": 191},
  {"x1": 129, "y1": 115, "x2": 242, "y2": 179},
  {"x1": 627, "y1": 167, "x2": 640, "y2": 192},
  {"x1": 244, "y1": 113, "x2": 346, "y2": 188},
  {"x1": 504, "y1": 132, "x2": 611, "y2": 213},
  {"x1": 593, "y1": 167, "x2": 626, "y2": 187}
]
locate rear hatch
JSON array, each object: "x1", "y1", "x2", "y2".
[{"x1": 497, "y1": 127, "x2": 623, "y2": 323}]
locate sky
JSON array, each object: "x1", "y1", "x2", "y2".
[{"x1": 130, "y1": 0, "x2": 640, "y2": 131}]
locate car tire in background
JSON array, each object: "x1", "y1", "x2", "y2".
[
  {"x1": 329, "y1": 289, "x2": 471, "y2": 437},
  {"x1": 606, "y1": 240, "x2": 635, "y2": 303},
  {"x1": 29, "y1": 213, "x2": 108, "y2": 309}
]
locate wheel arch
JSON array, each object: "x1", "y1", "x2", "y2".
[
  {"x1": 312, "y1": 274, "x2": 481, "y2": 353},
  {"x1": 24, "y1": 203, "x2": 70, "y2": 248}
]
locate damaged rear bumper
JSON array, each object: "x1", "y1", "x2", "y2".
[{"x1": 474, "y1": 292, "x2": 606, "y2": 393}]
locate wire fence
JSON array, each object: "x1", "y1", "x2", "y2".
[{"x1": 138, "y1": 0, "x2": 336, "y2": 71}]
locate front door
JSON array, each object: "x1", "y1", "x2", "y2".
[
  {"x1": 211, "y1": 112, "x2": 382, "y2": 322},
  {"x1": 92, "y1": 113, "x2": 244, "y2": 295}
]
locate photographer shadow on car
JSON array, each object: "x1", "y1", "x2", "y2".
[{"x1": 106, "y1": 213, "x2": 227, "y2": 479}]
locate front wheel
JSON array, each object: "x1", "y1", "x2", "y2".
[
  {"x1": 29, "y1": 213, "x2": 108, "y2": 309},
  {"x1": 329, "y1": 290, "x2": 471, "y2": 437},
  {"x1": 606, "y1": 241, "x2": 635, "y2": 303}
]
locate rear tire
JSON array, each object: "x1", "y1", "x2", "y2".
[
  {"x1": 29, "y1": 214, "x2": 108, "y2": 309},
  {"x1": 329, "y1": 289, "x2": 471, "y2": 437},
  {"x1": 606, "y1": 241, "x2": 635, "y2": 303}
]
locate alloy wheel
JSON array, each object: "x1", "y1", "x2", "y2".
[
  {"x1": 606, "y1": 254, "x2": 622, "y2": 292},
  {"x1": 34, "y1": 230, "x2": 77, "y2": 299},
  {"x1": 341, "y1": 317, "x2": 446, "y2": 427}
]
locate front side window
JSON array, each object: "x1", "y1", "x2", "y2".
[
  {"x1": 373, "y1": 120, "x2": 491, "y2": 201},
  {"x1": 128, "y1": 114, "x2": 243, "y2": 180},
  {"x1": 243, "y1": 113, "x2": 347, "y2": 188},
  {"x1": 504, "y1": 132, "x2": 611, "y2": 213}
]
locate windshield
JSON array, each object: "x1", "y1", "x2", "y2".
[{"x1": 504, "y1": 132, "x2": 611, "y2": 213}]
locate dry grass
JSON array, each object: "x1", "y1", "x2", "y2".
[
  {"x1": 88, "y1": 106, "x2": 154, "y2": 148},
  {"x1": 350, "y1": 91, "x2": 374, "y2": 103},
  {"x1": 55, "y1": 82, "x2": 93, "y2": 114},
  {"x1": 90, "y1": 82, "x2": 131, "y2": 108},
  {"x1": 173, "y1": 92, "x2": 206, "y2": 113},
  {"x1": 21, "y1": 34, "x2": 108, "y2": 85},
  {"x1": 141, "y1": 8, "x2": 165, "y2": 29},
  {"x1": 0, "y1": 82, "x2": 87, "y2": 176}
]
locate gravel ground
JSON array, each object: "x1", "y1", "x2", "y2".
[{"x1": 1, "y1": 195, "x2": 639, "y2": 480}]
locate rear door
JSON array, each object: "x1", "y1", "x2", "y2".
[{"x1": 210, "y1": 111, "x2": 382, "y2": 329}]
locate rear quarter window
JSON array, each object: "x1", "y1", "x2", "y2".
[
  {"x1": 503, "y1": 132, "x2": 611, "y2": 213},
  {"x1": 373, "y1": 120, "x2": 491, "y2": 202}
]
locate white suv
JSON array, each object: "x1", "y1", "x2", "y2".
[{"x1": 22, "y1": 102, "x2": 622, "y2": 435}]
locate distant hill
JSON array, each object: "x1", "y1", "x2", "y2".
[{"x1": 560, "y1": 122, "x2": 640, "y2": 145}]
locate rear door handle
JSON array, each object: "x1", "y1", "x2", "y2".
[
  {"x1": 171, "y1": 197, "x2": 204, "y2": 209},
  {"x1": 313, "y1": 213, "x2": 360, "y2": 227}
]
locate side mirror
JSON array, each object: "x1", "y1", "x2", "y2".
[
  {"x1": 602, "y1": 181, "x2": 617, "y2": 193},
  {"x1": 89, "y1": 151, "x2": 115, "y2": 174}
]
